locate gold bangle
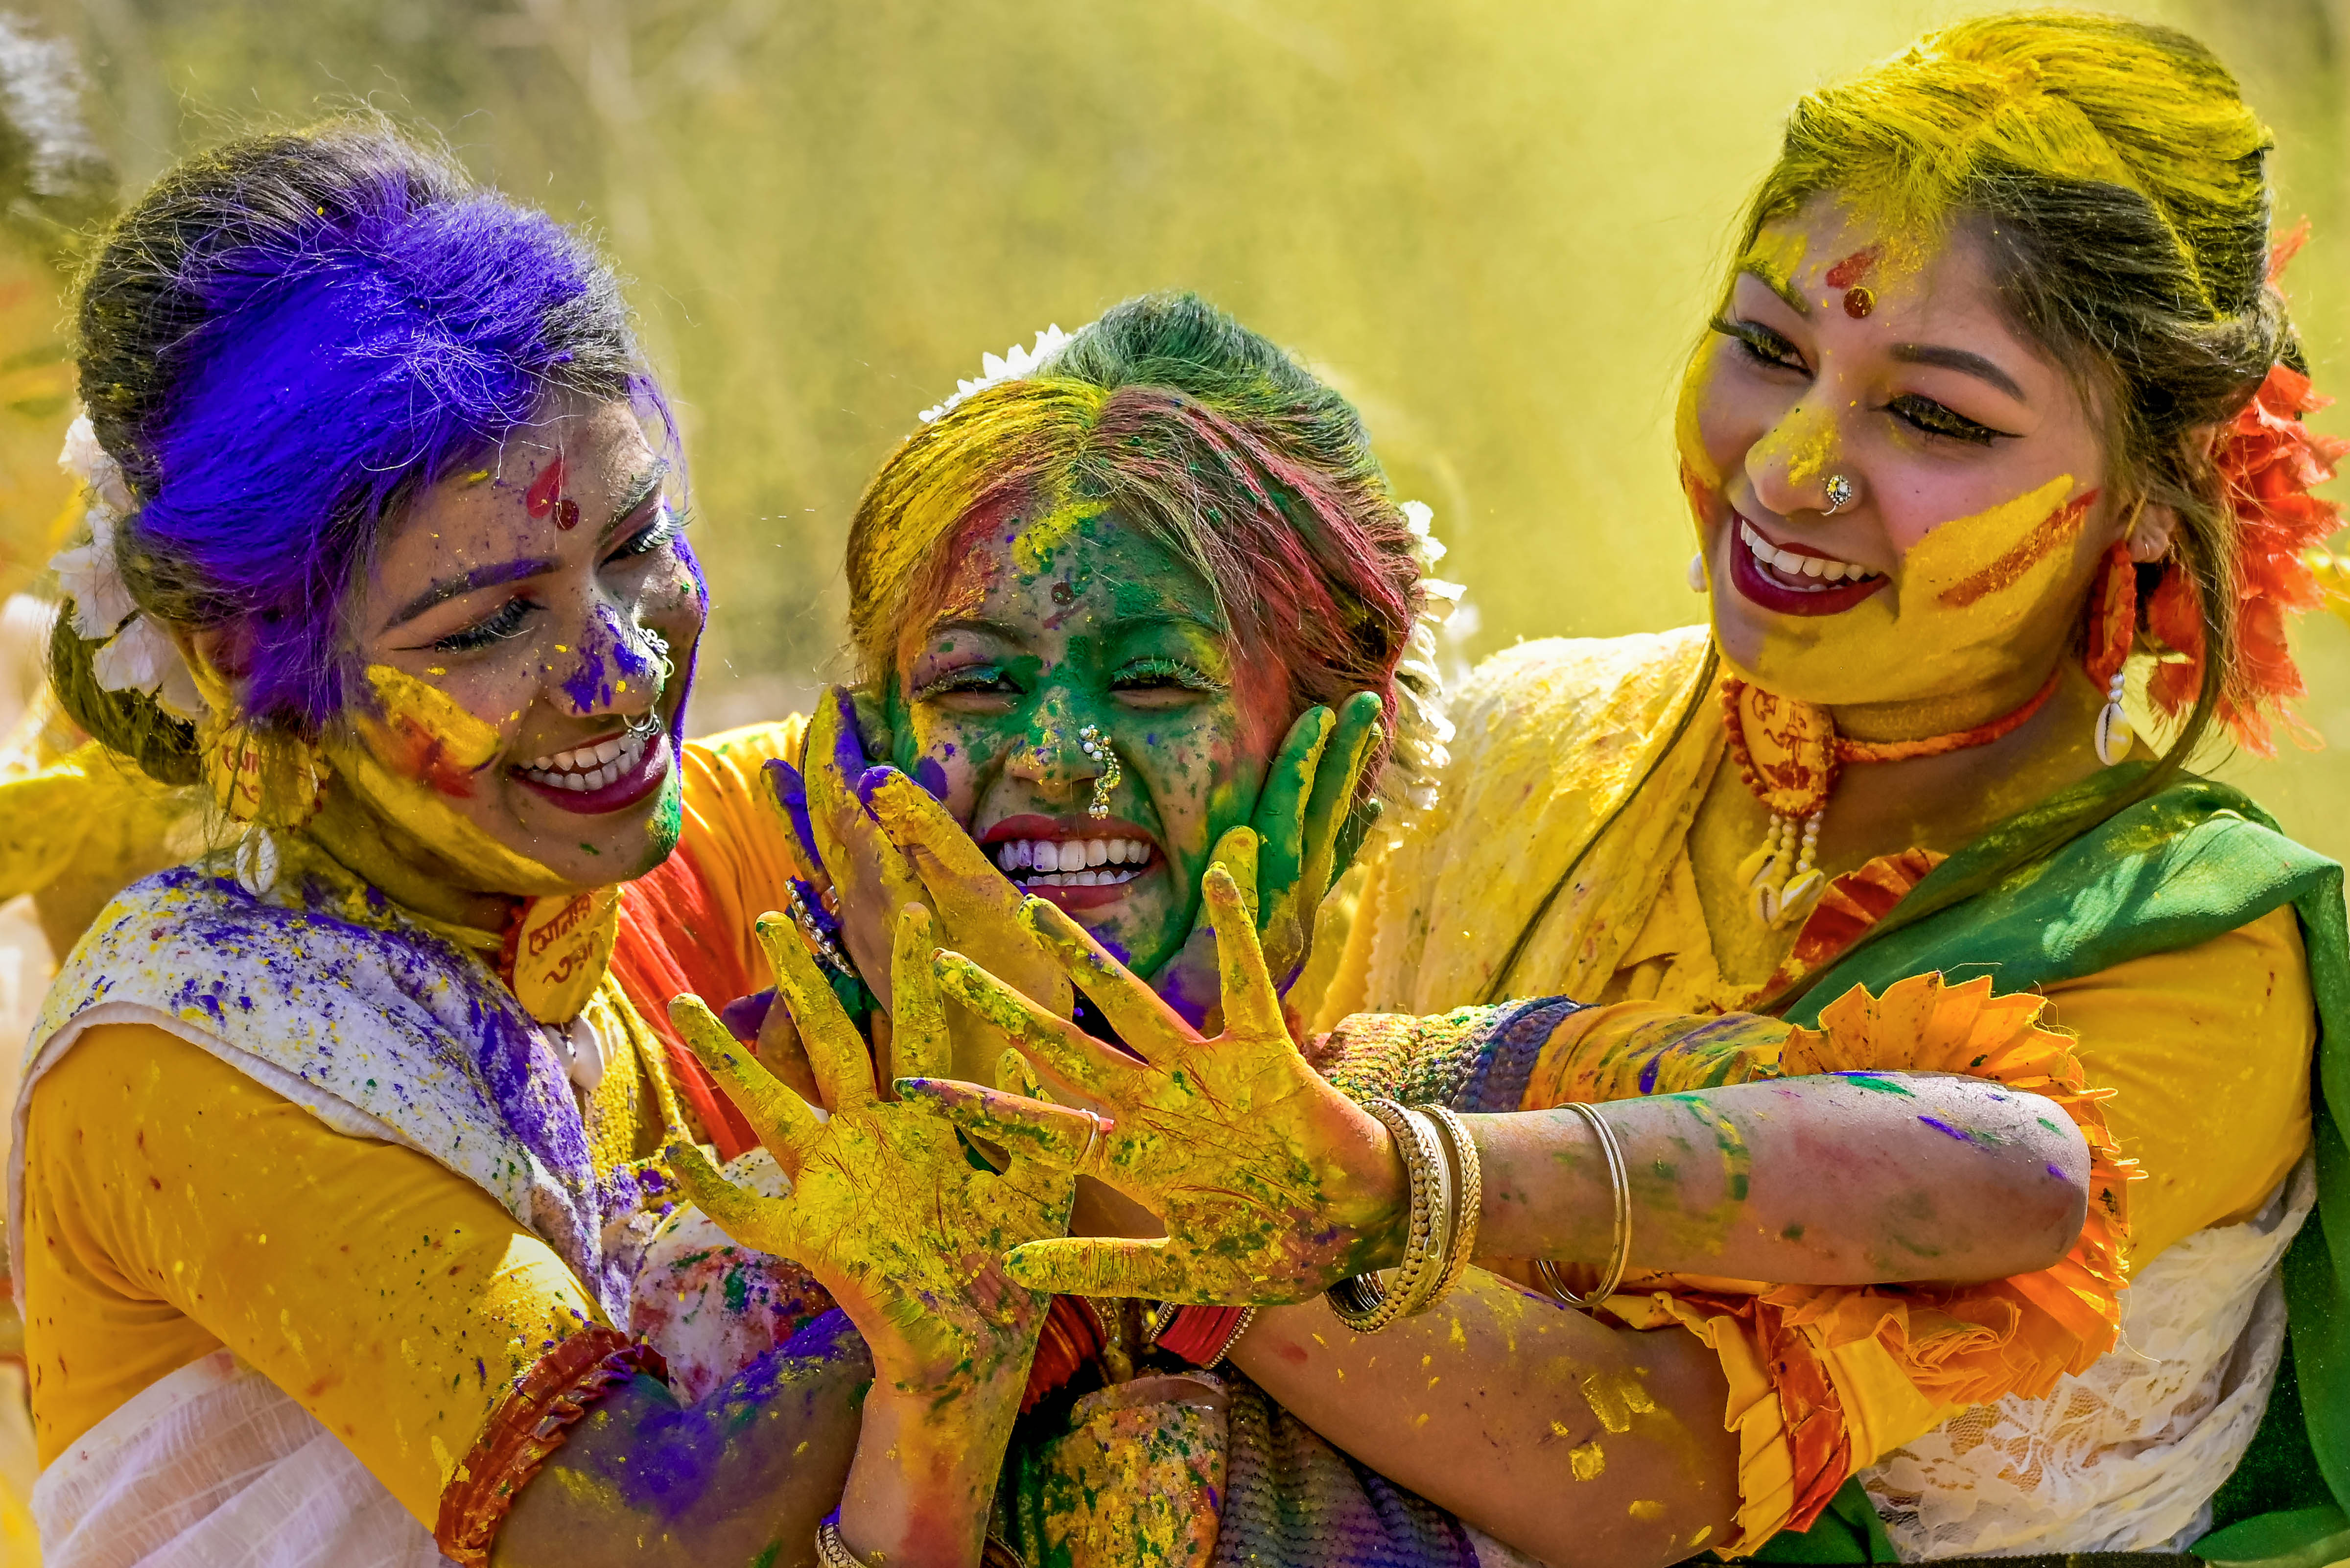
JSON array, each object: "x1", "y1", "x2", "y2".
[
  {"x1": 1534, "y1": 1100, "x2": 1631, "y2": 1311},
  {"x1": 1416, "y1": 1103, "x2": 1483, "y2": 1302},
  {"x1": 1327, "y1": 1100, "x2": 1452, "y2": 1332},
  {"x1": 816, "y1": 1518, "x2": 875, "y2": 1568}
]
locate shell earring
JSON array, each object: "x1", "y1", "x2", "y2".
[
  {"x1": 2084, "y1": 541, "x2": 2138, "y2": 767},
  {"x1": 1078, "y1": 725, "x2": 1123, "y2": 819},
  {"x1": 1687, "y1": 552, "x2": 1708, "y2": 593},
  {"x1": 1822, "y1": 474, "x2": 1858, "y2": 516}
]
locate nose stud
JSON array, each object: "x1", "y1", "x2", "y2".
[
  {"x1": 1078, "y1": 725, "x2": 1122, "y2": 820},
  {"x1": 1822, "y1": 473, "x2": 1858, "y2": 516}
]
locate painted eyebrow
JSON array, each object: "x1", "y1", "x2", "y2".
[
  {"x1": 1738, "y1": 261, "x2": 1811, "y2": 319},
  {"x1": 1890, "y1": 344, "x2": 2027, "y2": 402},
  {"x1": 386, "y1": 556, "x2": 557, "y2": 630},
  {"x1": 599, "y1": 459, "x2": 670, "y2": 544}
]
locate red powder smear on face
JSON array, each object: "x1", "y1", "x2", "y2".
[
  {"x1": 1825, "y1": 248, "x2": 1878, "y2": 290},
  {"x1": 1936, "y1": 491, "x2": 2100, "y2": 609},
  {"x1": 525, "y1": 456, "x2": 566, "y2": 521},
  {"x1": 376, "y1": 711, "x2": 484, "y2": 798}
]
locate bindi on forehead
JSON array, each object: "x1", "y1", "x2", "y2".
[
  {"x1": 1826, "y1": 247, "x2": 1880, "y2": 320},
  {"x1": 524, "y1": 454, "x2": 583, "y2": 531}
]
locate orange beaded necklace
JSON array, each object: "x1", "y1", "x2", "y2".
[{"x1": 1720, "y1": 666, "x2": 2060, "y2": 928}]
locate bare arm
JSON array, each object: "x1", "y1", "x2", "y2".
[
  {"x1": 1230, "y1": 1275, "x2": 1739, "y2": 1568},
  {"x1": 1474, "y1": 1071, "x2": 2090, "y2": 1284},
  {"x1": 495, "y1": 1319, "x2": 870, "y2": 1568}
]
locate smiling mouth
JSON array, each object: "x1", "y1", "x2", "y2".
[
  {"x1": 1739, "y1": 519, "x2": 1882, "y2": 589},
  {"x1": 513, "y1": 714, "x2": 670, "y2": 815},
  {"x1": 994, "y1": 832, "x2": 1155, "y2": 889},
  {"x1": 519, "y1": 716, "x2": 661, "y2": 793}
]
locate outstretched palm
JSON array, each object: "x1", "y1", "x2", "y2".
[
  {"x1": 666, "y1": 904, "x2": 1072, "y2": 1396},
  {"x1": 906, "y1": 854, "x2": 1407, "y2": 1306}
]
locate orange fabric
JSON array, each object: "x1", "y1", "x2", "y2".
[
  {"x1": 613, "y1": 842, "x2": 760, "y2": 1158},
  {"x1": 434, "y1": 1325, "x2": 666, "y2": 1566},
  {"x1": 613, "y1": 719, "x2": 809, "y2": 1160},
  {"x1": 1758, "y1": 847, "x2": 1947, "y2": 1000},
  {"x1": 1522, "y1": 971, "x2": 2132, "y2": 1549}
]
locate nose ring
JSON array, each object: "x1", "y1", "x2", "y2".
[
  {"x1": 1077, "y1": 725, "x2": 1122, "y2": 820},
  {"x1": 1822, "y1": 474, "x2": 1858, "y2": 516}
]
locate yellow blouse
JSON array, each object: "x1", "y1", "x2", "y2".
[
  {"x1": 19, "y1": 724, "x2": 805, "y2": 1525},
  {"x1": 1313, "y1": 628, "x2": 2318, "y2": 1547}
]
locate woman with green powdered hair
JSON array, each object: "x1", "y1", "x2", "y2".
[{"x1": 897, "y1": 14, "x2": 2350, "y2": 1568}]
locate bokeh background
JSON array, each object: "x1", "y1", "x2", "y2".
[{"x1": 12, "y1": 0, "x2": 2350, "y2": 856}]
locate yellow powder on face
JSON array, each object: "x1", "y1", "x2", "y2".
[
  {"x1": 1742, "y1": 228, "x2": 1811, "y2": 303},
  {"x1": 1009, "y1": 497, "x2": 1109, "y2": 579},
  {"x1": 1629, "y1": 1500, "x2": 1668, "y2": 1523},
  {"x1": 326, "y1": 664, "x2": 573, "y2": 896},
  {"x1": 1675, "y1": 352, "x2": 1726, "y2": 497},
  {"x1": 1569, "y1": 1439, "x2": 1606, "y2": 1480},
  {"x1": 1906, "y1": 474, "x2": 2087, "y2": 610},
  {"x1": 1729, "y1": 474, "x2": 2088, "y2": 707}
]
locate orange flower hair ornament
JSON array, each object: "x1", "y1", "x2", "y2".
[{"x1": 2145, "y1": 230, "x2": 2350, "y2": 756}]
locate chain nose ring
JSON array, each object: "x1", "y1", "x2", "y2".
[
  {"x1": 1821, "y1": 473, "x2": 1858, "y2": 516},
  {"x1": 1077, "y1": 725, "x2": 1123, "y2": 820}
]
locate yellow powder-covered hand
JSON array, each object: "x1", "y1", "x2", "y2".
[
  {"x1": 1151, "y1": 693, "x2": 1383, "y2": 1026},
  {"x1": 664, "y1": 902, "x2": 1073, "y2": 1401},
  {"x1": 907, "y1": 857, "x2": 1408, "y2": 1305}
]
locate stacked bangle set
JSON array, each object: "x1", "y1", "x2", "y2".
[{"x1": 1327, "y1": 1096, "x2": 1632, "y2": 1330}]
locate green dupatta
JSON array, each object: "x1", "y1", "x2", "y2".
[{"x1": 1750, "y1": 768, "x2": 2350, "y2": 1568}]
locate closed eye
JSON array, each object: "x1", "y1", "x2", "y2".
[
  {"x1": 1112, "y1": 656, "x2": 1223, "y2": 709},
  {"x1": 1712, "y1": 315, "x2": 1808, "y2": 375},
  {"x1": 431, "y1": 597, "x2": 535, "y2": 654},
  {"x1": 1886, "y1": 394, "x2": 2016, "y2": 445},
  {"x1": 914, "y1": 665, "x2": 1023, "y2": 708},
  {"x1": 605, "y1": 502, "x2": 685, "y2": 565}
]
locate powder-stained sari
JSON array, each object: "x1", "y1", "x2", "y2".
[{"x1": 1313, "y1": 625, "x2": 2347, "y2": 1566}]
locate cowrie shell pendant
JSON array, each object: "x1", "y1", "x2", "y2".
[
  {"x1": 2094, "y1": 671, "x2": 2132, "y2": 767},
  {"x1": 1687, "y1": 552, "x2": 1708, "y2": 593}
]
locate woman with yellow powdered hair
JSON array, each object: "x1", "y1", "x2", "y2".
[{"x1": 912, "y1": 13, "x2": 2349, "y2": 1567}]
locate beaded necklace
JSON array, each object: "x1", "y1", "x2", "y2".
[{"x1": 1720, "y1": 666, "x2": 2059, "y2": 928}]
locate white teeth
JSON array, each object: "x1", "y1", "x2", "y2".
[
  {"x1": 1740, "y1": 521, "x2": 1875, "y2": 587},
  {"x1": 994, "y1": 838, "x2": 1152, "y2": 882},
  {"x1": 519, "y1": 726, "x2": 655, "y2": 792}
]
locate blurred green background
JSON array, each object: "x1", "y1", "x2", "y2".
[{"x1": 21, "y1": 0, "x2": 2350, "y2": 855}]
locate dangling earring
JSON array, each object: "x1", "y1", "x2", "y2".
[
  {"x1": 1078, "y1": 725, "x2": 1123, "y2": 820},
  {"x1": 2083, "y1": 541, "x2": 2138, "y2": 767},
  {"x1": 1687, "y1": 553, "x2": 1708, "y2": 593},
  {"x1": 202, "y1": 715, "x2": 329, "y2": 896}
]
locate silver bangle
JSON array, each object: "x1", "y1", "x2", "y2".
[{"x1": 1533, "y1": 1100, "x2": 1631, "y2": 1311}]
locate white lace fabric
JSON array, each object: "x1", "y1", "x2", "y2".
[{"x1": 1864, "y1": 1156, "x2": 2315, "y2": 1558}]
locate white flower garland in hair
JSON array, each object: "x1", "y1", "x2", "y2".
[
  {"x1": 917, "y1": 325, "x2": 1072, "y2": 423},
  {"x1": 48, "y1": 416, "x2": 205, "y2": 721},
  {"x1": 1377, "y1": 499, "x2": 1462, "y2": 838}
]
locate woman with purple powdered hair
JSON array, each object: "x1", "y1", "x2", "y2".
[{"x1": 9, "y1": 117, "x2": 1059, "y2": 1568}]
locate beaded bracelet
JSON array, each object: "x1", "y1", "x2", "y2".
[{"x1": 1327, "y1": 1099, "x2": 1454, "y2": 1333}]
